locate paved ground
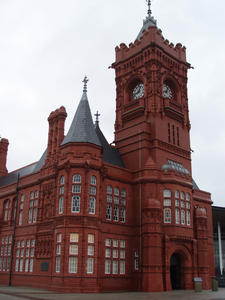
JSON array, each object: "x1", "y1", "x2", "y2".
[{"x1": 0, "y1": 286, "x2": 225, "y2": 300}]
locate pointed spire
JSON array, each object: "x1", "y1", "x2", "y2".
[
  {"x1": 61, "y1": 77, "x2": 101, "y2": 147},
  {"x1": 136, "y1": 0, "x2": 157, "y2": 40}
]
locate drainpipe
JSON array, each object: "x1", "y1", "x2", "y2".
[
  {"x1": 138, "y1": 130, "x2": 142, "y2": 290},
  {"x1": 9, "y1": 173, "x2": 20, "y2": 286}
]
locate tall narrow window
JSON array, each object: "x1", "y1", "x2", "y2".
[
  {"x1": 106, "y1": 205, "x2": 112, "y2": 220},
  {"x1": 3, "y1": 200, "x2": 10, "y2": 221},
  {"x1": 87, "y1": 234, "x2": 94, "y2": 274},
  {"x1": 168, "y1": 123, "x2": 171, "y2": 143},
  {"x1": 89, "y1": 197, "x2": 96, "y2": 214},
  {"x1": 175, "y1": 208, "x2": 180, "y2": 224},
  {"x1": 69, "y1": 233, "x2": 79, "y2": 274},
  {"x1": 181, "y1": 210, "x2": 185, "y2": 225},
  {"x1": 172, "y1": 125, "x2": 175, "y2": 145},
  {"x1": 177, "y1": 127, "x2": 180, "y2": 146},
  {"x1": 164, "y1": 208, "x2": 171, "y2": 224},
  {"x1": 59, "y1": 175, "x2": 65, "y2": 214},
  {"x1": 72, "y1": 196, "x2": 80, "y2": 213},
  {"x1": 73, "y1": 174, "x2": 81, "y2": 183},
  {"x1": 56, "y1": 233, "x2": 62, "y2": 273}
]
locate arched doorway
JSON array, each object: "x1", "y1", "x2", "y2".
[{"x1": 170, "y1": 253, "x2": 181, "y2": 290}]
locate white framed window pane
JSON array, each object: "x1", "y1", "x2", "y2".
[
  {"x1": 121, "y1": 199, "x2": 126, "y2": 206},
  {"x1": 57, "y1": 233, "x2": 62, "y2": 243},
  {"x1": 72, "y1": 185, "x2": 81, "y2": 193},
  {"x1": 60, "y1": 175, "x2": 65, "y2": 185},
  {"x1": 113, "y1": 249, "x2": 118, "y2": 258},
  {"x1": 105, "y1": 248, "x2": 111, "y2": 258},
  {"x1": 105, "y1": 259, "x2": 111, "y2": 274},
  {"x1": 35, "y1": 191, "x2": 39, "y2": 198},
  {"x1": 181, "y1": 201, "x2": 185, "y2": 208},
  {"x1": 112, "y1": 260, "x2": 118, "y2": 274},
  {"x1": 19, "y1": 259, "x2": 23, "y2": 272},
  {"x1": 120, "y1": 260, "x2": 125, "y2": 274},
  {"x1": 15, "y1": 259, "x2": 19, "y2": 272},
  {"x1": 34, "y1": 199, "x2": 38, "y2": 207},
  {"x1": 106, "y1": 205, "x2": 112, "y2": 220},
  {"x1": 25, "y1": 258, "x2": 29, "y2": 272},
  {"x1": 120, "y1": 207, "x2": 126, "y2": 222},
  {"x1": 164, "y1": 208, "x2": 171, "y2": 224},
  {"x1": 69, "y1": 257, "x2": 78, "y2": 273},
  {"x1": 60, "y1": 186, "x2": 64, "y2": 195},
  {"x1": 181, "y1": 210, "x2": 185, "y2": 225},
  {"x1": 107, "y1": 185, "x2": 112, "y2": 194},
  {"x1": 30, "y1": 192, "x2": 34, "y2": 199},
  {"x1": 8, "y1": 245, "x2": 11, "y2": 256},
  {"x1": 73, "y1": 174, "x2": 81, "y2": 183},
  {"x1": 69, "y1": 244, "x2": 78, "y2": 255},
  {"x1": 31, "y1": 240, "x2": 35, "y2": 247},
  {"x1": 175, "y1": 190, "x2": 179, "y2": 199},
  {"x1": 175, "y1": 209, "x2": 180, "y2": 224},
  {"x1": 114, "y1": 187, "x2": 119, "y2": 196},
  {"x1": 120, "y1": 240, "x2": 125, "y2": 248},
  {"x1": 89, "y1": 197, "x2": 96, "y2": 214},
  {"x1": 175, "y1": 200, "x2": 180, "y2": 207},
  {"x1": 90, "y1": 176, "x2": 96, "y2": 185},
  {"x1": 16, "y1": 249, "x2": 20, "y2": 257},
  {"x1": 181, "y1": 192, "x2": 185, "y2": 200},
  {"x1": 90, "y1": 186, "x2": 96, "y2": 195},
  {"x1": 164, "y1": 199, "x2": 171, "y2": 206},
  {"x1": 56, "y1": 244, "x2": 61, "y2": 255},
  {"x1": 186, "y1": 203, "x2": 191, "y2": 209},
  {"x1": 113, "y1": 206, "x2": 119, "y2": 221},
  {"x1": 59, "y1": 196, "x2": 64, "y2": 214},
  {"x1": 105, "y1": 238, "x2": 111, "y2": 247},
  {"x1": 88, "y1": 234, "x2": 94, "y2": 244},
  {"x1": 114, "y1": 197, "x2": 119, "y2": 204},
  {"x1": 21, "y1": 240, "x2": 25, "y2": 247},
  {"x1": 56, "y1": 257, "x2": 60, "y2": 273},
  {"x1": 120, "y1": 249, "x2": 125, "y2": 259},
  {"x1": 87, "y1": 258, "x2": 94, "y2": 274},
  {"x1": 28, "y1": 209, "x2": 33, "y2": 223},
  {"x1": 30, "y1": 248, "x2": 34, "y2": 257},
  {"x1": 29, "y1": 258, "x2": 34, "y2": 272},
  {"x1": 121, "y1": 189, "x2": 126, "y2": 197},
  {"x1": 17, "y1": 240, "x2": 20, "y2": 248},
  {"x1": 186, "y1": 192, "x2": 190, "y2": 201},
  {"x1": 163, "y1": 189, "x2": 171, "y2": 198},
  {"x1": 135, "y1": 258, "x2": 139, "y2": 270},
  {"x1": 113, "y1": 239, "x2": 118, "y2": 248},
  {"x1": 33, "y1": 208, "x2": 37, "y2": 223},
  {"x1": 187, "y1": 210, "x2": 191, "y2": 226},
  {"x1": 71, "y1": 196, "x2": 80, "y2": 213},
  {"x1": 19, "y1": 211, "x2": 23, "y2": 225},
  {"x1": 88, "y1": 245, "x2": 94, "y2": 256},
  {"x1": 26, "y1": 248, "x2": 30, "y2": 257},
  {"x1": 70, "y1": 233, "x2": 79, "y2": 243},
  {"x1": 20, "y1": 249, "x2": 24, "y2": 257},
  {"x1": 21, "y1": 194, "x2": 24, "y2": 202},
  {"x1": 107, "y1": 195, "x2": 112, "y2": 203}
]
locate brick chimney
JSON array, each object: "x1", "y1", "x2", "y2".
[
  {"x1": 46, "y1": 106, "x2": 67, "y2": 164},
  {"x1": 0, "y1": 138, "x2": 9, "y2": 176}
]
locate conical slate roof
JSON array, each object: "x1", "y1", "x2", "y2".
[
  {"x1": 61, "y1": 86, "x2": 101, "y2": 147},
  {"x1": 136, "y1": 4, "x2": 157, "y2": 40}
]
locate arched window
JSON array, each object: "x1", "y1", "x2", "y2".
[
  {"x1": 60, "y1": 175, "x2": 65, "y2": 185},
  {"x1": 73, "y1": 174, "x2": 81, "y2": 183},
  {"x1": 164, "y1": 208, "x2": 171, "y2": 224},
  {"x1": 114, "y1": 187, "x2": 119, "y2": 196},
  {"x1": 72, "y1": 196, "x2": 80, "y2": 213},
  {"x1": 186, "y1": 192, "x2": 190, "y2": 201},
  {"x1": 107, "y1": 185, "x2": 112, "y2": 194},
  {"x1": 89, "y1": 197, "x2": 96, "y2": 215},
  {"x1": 163, "y1": 189, "x2": 171, "y2": 198},
  {"x1": 90, "y1": 176, "x2": 96, "y2": 186}
]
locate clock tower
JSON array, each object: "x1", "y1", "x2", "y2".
[
  {"x1": 112, "y1": 2, "x2": 213, "y2": 292},
  {"x1": 112, "y1": 4, "x2": 191, "y2": 172}
]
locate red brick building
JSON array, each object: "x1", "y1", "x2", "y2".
[{"x1": 0, "y1": 5, "x2": 214, "y2": 293}]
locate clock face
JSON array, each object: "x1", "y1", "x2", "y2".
[
  {"x1": 163, "y1": 83, "x2": 173, "y2": 99},
  {"x1": 133, "y1": 83, "x2": 144, "y2": 100}
]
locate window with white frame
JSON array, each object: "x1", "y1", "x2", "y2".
[
  {"x1": 87, "y1": 234, "x2": 94, "y2": 274},
  {"x1": 90, "y1": 176, "x2": 96, "y2": 186},
  {"x1": 181, "y1": 210, "x2": 185, "y2": 225},
  {"x1": 15, "y1": 239, "x2": 27, "y2": 273},
  {"x1": 164, "y1": 208, "x2": 171, "y2": 224},
  {"x1": 106, "y1": 186, "x2": 127, "y2": 224},
  {"x1": 69, "y1": 233, "x2": 79, "y2": 274},
  {"x1": 24, "y1": 239, "x2": 35, "y2": 273},
  {"x1": 18, "y1": 194, "x2": 24, "y2": 225},
  {"x1": 175, "y1": 208, "x2": 180, "y2": 224},
  {"x1": 104, "y1": 238, "x2": 126, "y2": 275},
  {"x1": 3, "y1": 200, "x2": 10, "y2": 221},
  {"x1": 0, "y1": 235, "x2": 11, "y2": 272},
  {"x1": 163, "y1": 190, "x2": 171, "y2": 224},
  {"x1": 73, "y1": 174, "x2": 81, "y2": 183},
  {"x1": 59, "y1": 175, "x2": 65, "y2": 214},
  {"x1": 28, "y1": 191, "x2": 38, "y2": 224},
  {"x1": 56, "y1": 234, "x2": 62, "y2": 273},
  {"x1": 134, "y1": 251, "x2": 139, "y2": 270},
  {"x1": 72, "y1": 196, "x2": 80, "y2": 213},
  {"x1": 89, "y1": 197, "x2": 96, "y2": 214}
]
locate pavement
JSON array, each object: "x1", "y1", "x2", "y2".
[{"x1": 0, "y1": 286, "x2": 225, "y2": 300}]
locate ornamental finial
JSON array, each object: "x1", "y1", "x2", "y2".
[
  {"x1": 94, "y1": 111, "x2": 101, "y2": 125},
  {"x1": 82, "y1": 76, "x2": 89, "y2": 93},
  {"x1": 146, "y1": 0, "x2": 152, "y2": 16}
]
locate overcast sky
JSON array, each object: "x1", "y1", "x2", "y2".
[{"x1": 0, "y1": 0, "x2": 225, "y2": 206}]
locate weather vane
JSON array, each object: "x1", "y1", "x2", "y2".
[
  {"x1": 146, "y1": 0, "x2": 152, "y2": 16},
  {"x1": 94, "y1": 111, "x2": 101, "y2": 124},
  {"x1": 82, "y1": 76, "x2": 89, "y2": 93}
]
